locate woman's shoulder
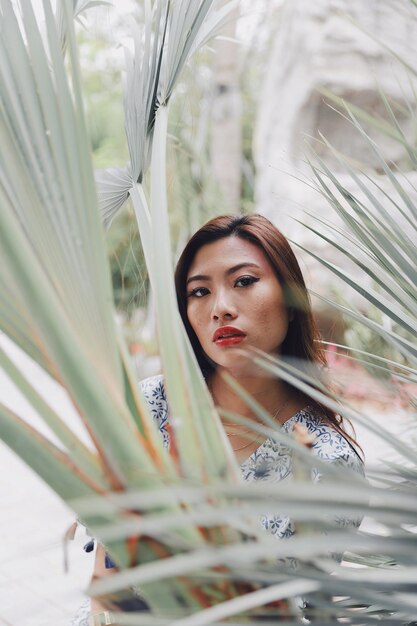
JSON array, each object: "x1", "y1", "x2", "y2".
[
  {"x1": 284, "y1": 406, "x2": 364, "y2": 475},
  {"x1": 139, "y1": 375, "x2": 170, "y2": 446},
  {"x1": 139, "y1": 373, "x2": 166, "y2": 399}
]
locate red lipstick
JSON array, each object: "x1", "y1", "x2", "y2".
[{"x1": 213, "y1": 326, "x2": 246, "y2": 346}]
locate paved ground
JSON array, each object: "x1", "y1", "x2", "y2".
[
  {"x1": 0, "y1": 338, "x2": 94, "y2": 626},
  {"x1": 0, "y1": 443, "x2": 92, "y2": 626},
  {"x1": 0, "y1": 336, "x2": 415, "y2": 625}
]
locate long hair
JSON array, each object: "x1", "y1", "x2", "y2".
[{"x1": 175, "y1": 213, "x2": 361, "y2": 454}]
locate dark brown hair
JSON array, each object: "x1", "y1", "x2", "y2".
[{"x1": 175, "y1": 213, "x2": 360, "y2": 454}]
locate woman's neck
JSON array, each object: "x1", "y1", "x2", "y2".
[{"x1": 208, "y1": 368, "x2": 294, "y2": 424}]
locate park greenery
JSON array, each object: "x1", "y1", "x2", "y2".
[{"x1": 0, "y1": 0, "x2": 416, "y2": 623}]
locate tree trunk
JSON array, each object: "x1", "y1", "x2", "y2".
[{"x1": 210, "y1": 3, "x2": 242, "y2": 213}]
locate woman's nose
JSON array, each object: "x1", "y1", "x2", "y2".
[{"x1": 212, "y1": 291, "x2": 237, "y2": 321}]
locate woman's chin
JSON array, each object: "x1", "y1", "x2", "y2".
[{"x1": 214, "y1": 352, "x2": 266, "y2": 378}]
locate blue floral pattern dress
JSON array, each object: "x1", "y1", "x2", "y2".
[
  {"x1": 70, "y1": 374, "x2": 364, "y2": 625},
  {"x1": 140, "y1": 375, "x2": 364, "y2": 540}
]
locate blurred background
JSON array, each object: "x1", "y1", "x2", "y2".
[
  {"x1": 82, "y1": 0, "x2": 415, "y2": 408},
  {"x1": 1, "y1": 0, "x2": 416, "y2": 623}
]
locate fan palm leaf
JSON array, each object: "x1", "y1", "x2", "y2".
[
  {"x1": 0, "y1": 0, "x2": 294, "y2": 618},
  {"x1": 2, "y1": 0, "x2": 417, "y2": 622},
  {"x1": 0, "y1": 0, "x2": 205, "y2": 563},
  {"x1": 97, "y1": 0, "x2": 239, "y2": 227},
  {"x1": 244, "y1": 23, "x2": 417, "y2": 612}
]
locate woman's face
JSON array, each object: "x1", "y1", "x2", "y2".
[{"x1": 186, "y1": 236, "x2": 291, "y2": 373}]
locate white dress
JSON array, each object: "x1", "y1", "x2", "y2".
[{"x1": 70, "y1": 374, "x2": 364, "y2": 624}]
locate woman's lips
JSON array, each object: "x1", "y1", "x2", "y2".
[
  {"x1": 215, "y1": 335, "x2": 245, "y2": 346},
  {"x1": 212, "y1": 326, "x2": 246, "y2": 346}
]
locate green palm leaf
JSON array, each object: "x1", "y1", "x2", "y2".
[
  {"x1": 0, "y1": 0, "x2": 294, "y2": 618},
  {"x1": 3, "y1": 0, "x2": 417, "y2": 622},
  {"x1": 0, "y1": 0, "x2": 203, "y2": 576}
]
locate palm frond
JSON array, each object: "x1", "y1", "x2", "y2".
[
  {"x1": 251, "y1": 350, "x2": 417, "y2": 464},
  {"x1": 319, "y1": 87, "x2": 417, "y2": 168},
  {"x1": 0, "y1": 0, "x2": 296, "y2": 617},
  {"x1": 0, "y1": 0, "x2": 205, "y2": 577},
  {"x1": 97, "y1": 0, "x2": 239, "y2": 226},
  {"x1": 321, "y1": 341, "x2": 417, "y2": 384},
  {"x1": 3, "y1": 0, "x2": 417, "y2": 621},
  {"x1": 298, "y1": 101, "x2": 417, "y2": 372},
  {"x1": 55, "y1": 0, "x2": 112, "y2": 52}
]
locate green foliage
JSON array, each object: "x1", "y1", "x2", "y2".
[
  {"x1": 76, "y1": 21, "x2": 140, "y2": 312},
  {"x1": 76, "y1": 4, "x2": 265, "y2": 314},
  {"x1": 78, "y1": 18, "x2": 233, "y2": 312},
  {"x1": 105, "y1": 204, "x2": 148, "y2": 314},
  {"x1": 2, "y1": 0, "x2": 417, "y2": 623},
  {"x1": 167, "y1": 56, "x2": 229, "y2": 238}
]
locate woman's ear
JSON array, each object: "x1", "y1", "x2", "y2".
[{"x1": 288, "y1": 308, "x2": 295, "y2": 322}]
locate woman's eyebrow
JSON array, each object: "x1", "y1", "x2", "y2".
[
  {"x1": 226, "y1": 262, "x2": 260, "y2": 275},
  {"x1": 186, "y1": 262, "x2": 260, "y2": 286},
  {"x1": 186, "y1": 273, "x2": 210, "y2": 286}
]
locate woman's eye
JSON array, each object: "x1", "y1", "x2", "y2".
[
  {"x1": 187, "y1": 286, "x2": 210, "y2": 298},
  {"x1": 234, "y1": 276, "x2": 259, "y2": 288}
]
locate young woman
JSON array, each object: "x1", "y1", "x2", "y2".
[{"x1": 80, "y1": 213, "x2": 364, "y2": 625}]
